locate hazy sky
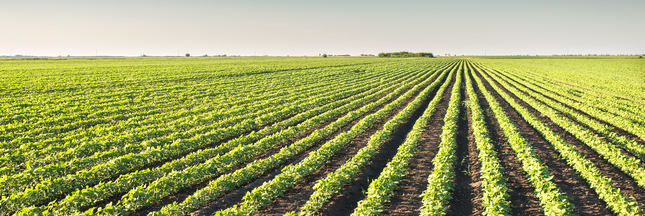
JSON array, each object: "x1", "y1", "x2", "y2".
[{"x1": 2, "y1": 0, "x2": 643, "y2": 56}]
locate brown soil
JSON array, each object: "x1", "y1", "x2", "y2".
[
  {"x1": 88, "y1": 90, "x2": 372, "y2": 213},
  {"x1": 257, "y1": 69, "x2": 448, "y2": 216},
  {"x1": 380, "y1": 70, "x2": 453, "y2": 215},
  {"x1": 469, "y1": 70, "x2": 543, "y2": 215},
  {"x1": 183, "y1": 70, "x2": 444, "y2": 216},
  {"x1": 495, "y1": 71, "x2": 645, "y2": 146},
  {"x1": 473, "y1": 67, "x2": 614, "y2": 215},
  {"x1": 494, "y1": 72, "x2": 645, "y2": 169},
  {"x1": 446, "y1": 71, "x2": 484, "y2": 215},
  {"x1": 312, "y1": 69, "x2": 454, "y2": 216},
  {"x1": 91, "y1": 73, "x2": 409, "y2": 214},
  {"x1": 130, "y1": 84, "x2": 401, "y2": 216},
  {"x1": 483, "y1": 70, "x2": 645, "y2": 213}
]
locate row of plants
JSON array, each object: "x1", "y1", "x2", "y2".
[
  {"x1": 520, "y1": 75, "x2": 645, "y2": 126},
  {"x1": 488, "y1": 69, "x2": 645, "y2": 162},
  {"x1": 469, "y1": 64, "x2": 576, "y2": 215},
  {"x1": 418, "y1": 62, "x2": 463, "y2": 215},
  {"x1": 461, "y1": 63, "x2": 511, "y2": 215},
  {"x1": 17, "y1": 63, "x2": 443, "y2": 216},
  {"x1": 475, "y1": 64, "x2": 642, "y2": 215},
  {"x1": 0, "y1": 57, "x2": 381, "y2": 135},
  {"x1": 144, "y1": 62, "x2": 459, "y2": 216},
  {"x1": 473, "y1": 58, "x2": 645, "y2": 106},
  {"x1": 497, "y1": 68, "x2": 645, "y2": 139},
  {"x1": 0, "y1": 64, "x2": 354, "y2": 152},
  {"x1": 0, "y1": 70, "x2": 393, "y2": 199},
  {"x1": 0, "y1": 59, "x2": 411, "y2": 166},
  {"x1": 212, "y1": 63, "x2": 452, "y2": 215},
  {"x1": 98, "y1": 65, "x2": 442, "y2": 215},
  {"x1": 347, "y1": 62, "x2": 456, "y2": 215},
  {"x1": 2, "y1": 64, "x2": 400, "y2": 175},
  {"x1": 299, "y1": 63, "x2": 454, "y2": 215},
  {"x1": 3, "y1": 71, "x2": 363, "y2": 168},
  {"x1": 481, "y1": 62, "x2": 645, "y2": 140},
  {"x1": 482, "y1": 66, "x2": 645, "y2": 190},
  {"x1": 0, "y1": 75, "x2": 361, "y2": 179},
  {"x1": 0, "y1": 66, "x2": 421, "y2": 214}
]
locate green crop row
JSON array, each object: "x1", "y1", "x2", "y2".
[
  {"x1": 0, "y1": 71, "x2": 387, "y2": 199},
  {"x1": 2, "y1": 72, "x2": 361, "y2": 169},
  {"x1": 418, "y1": 62, "x2": 463, "y2": 216},
  {"x1": 299, "y1": 63, "x2": 454, "y2": 216},
  {"x1": 482, "y1": 66, "x2": 645, "y2": 190},
  {"x1": 94, "y1": 66, "x2": 439, "y2": 215},
  {"x1": 0, "y1": 76, "x2": 370, "y2": 188},
  {"x1": 479, "y1": 62, "x2": 645, "y2": 140},
  {"x1": 0, "y1": 67, "x2": 410, "y2": 214},
  {"x1": 489, "y1": 69, "x2": 645, "y2": 163},
  {"x1": 462, "y1": 63, "x2": 511, "y2": 215},
  {"x1": 470, "y1": 64, "x2": 575, "y2": 216},
  {"x1": 476, "y1": 64, "x2": 642, "y2": 215},
  {"x1": 347, "y1": 61, "x2": 455, "y2": 216},
  {"x1": 144, "y1": 62, "x2": 457, "y2": 216},
  {"x1": 16, "y1": 65, "x2": 430, "y2": 216},
  {"x1": 214, "y1": 62, "x2": 450, "y2": 216}
]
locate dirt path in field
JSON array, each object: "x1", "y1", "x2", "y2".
[
  {"x1": 446, "y1": 71, "x2": 483, "y2": 215},
  {"x1": 485, "y1": 70, "x2": 645, "y2": 213},
  {"x1": 379, "y1": 70, "x2": 454, "y2": 215},
  {"x1": 179, "y1": 70, "x2": 445, "y2": 216},
  {"x1": 468, "y1": 70, "x2": 543, "y2": 215},
  {"x1": 474, "y1": 67, "x2": 614, "y2": 215},
  {"x1": 129, "y1": 81, "x2": 404, "y2": 216}
]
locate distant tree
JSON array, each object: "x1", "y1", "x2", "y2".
[
  {"x1": 323, "y1": 54, "x2": 327, "y2": 58},
  {"x1": 377, "y1": 51, "x2": 433, "y2": 58},
  {"x1": 185, "y1": 53, "x2": 190, "y2": 57},
  {"x1": 640, "y1": 56, "x2": 643, "y2": 58}
]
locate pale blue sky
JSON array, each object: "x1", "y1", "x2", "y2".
[{"x1": 1, "y1": 0, "x2": 643, "y2": 56}]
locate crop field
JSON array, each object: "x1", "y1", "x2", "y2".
[{"x1": 1, "y1": 56, "x2": 644, "y2": 216}]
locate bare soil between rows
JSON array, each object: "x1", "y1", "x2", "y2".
[
  {"x1": 482, "y1": 69, "x2": 645, "y2": 213},
  {"x1": 178, "y1": 70, "x2": 443, "y2": 216},
  {"x1": 475, "y1": 66, "x2": 617, "y2": 215},
  {"x1": 257, "y1": 69, "x2": 449, "y2": 216},
  {"x1": 130, "y1": 83, "x2": 402, "y2": 216},
  {"x1": 379, "y1": 70, "x2": 455, "y2": 215},
  {"x1": 468, "y1": 69, "x2": 543, "y2": 215},
  {"x1": 446, "y1": 70, "x2": 483, "y2": 215}
]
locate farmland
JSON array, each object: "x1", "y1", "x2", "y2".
[{"x1": 1, "y1": 56, "x2": 644, "y2": 215}]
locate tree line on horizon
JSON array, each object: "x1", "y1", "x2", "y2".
[{"x1": 378, "y1": 51, "x2": 434, "y2": 58}]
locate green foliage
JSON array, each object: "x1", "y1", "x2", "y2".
[
  {"x1": 2, "y1": 57, "x2": 644, "y2": 216},
  {"x1": 350, "y1": 62, "x2": 455, "y2": 216},
  {"x1": 471, "y1": 64, "x2": 576, "y2": 216},
  {"x1": 378, "y1": 51, "x2": 434, "y2": 58},
  {"x1": 216, "y1": 64, "x2": 445, "y2": 215},
  {"x1": 478, "y1": 65, "x2": 643, "y2": 215},
  {"x1": 419, "y1": 61, "x2": 463, "y2": 216}
]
